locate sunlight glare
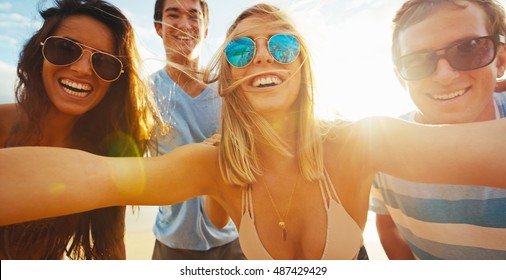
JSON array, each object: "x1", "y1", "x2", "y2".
[{"x1": 292, "y1": 0, "x2": 416, "y2": 120}]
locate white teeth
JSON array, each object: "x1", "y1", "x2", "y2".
[
  {"x1": 59, "y1": 78, "x2": 92, "y2": 98},
  {"x1": 432, "y1": 89, "x2": 465, "y2": 100},
  {"x1": 62, "y1": 87, "x2": 89, "y2": 98},
  {"x1": 252, "y1": 76, "x2": 282, "y2": 88},
  {"x1": 175, "y1": 35, "x2": 192, "y2": 40},
  {"x1": 60, "y1": 79, "x2": 92, "y2": 91}
]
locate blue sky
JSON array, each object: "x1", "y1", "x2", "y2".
[
  {"x1": 0, "y1": 1, "x2": 284, "y2": 103},
  {"x1": 2, "y1": 0, "x2": 505, "y2": 118}
]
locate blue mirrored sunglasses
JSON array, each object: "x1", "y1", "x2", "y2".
[{"x1": 225, "y1": 34, "x2": 300, "y2": 68}]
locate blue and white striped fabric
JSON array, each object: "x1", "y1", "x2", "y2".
[{"x1": 370, "y1": 92, "x2": 506, "y2": 260}]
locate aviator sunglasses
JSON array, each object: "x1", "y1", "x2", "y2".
[
  {"x1": 40, "y1": 36, "x2": 124, "y2": 82},
  {"x1": 225, "y1": 33, "x2": 300, "y2": 68},
  {"x1": 396, "y1": 34, "x2": 506, "y2": 81}
]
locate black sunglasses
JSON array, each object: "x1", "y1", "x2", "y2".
[
  {"x1": 40, "y1": 36, "x2": 124, "y2": 82},
  {"x1": 396, "y1": 34, "x2": 505, "y2": 81}
]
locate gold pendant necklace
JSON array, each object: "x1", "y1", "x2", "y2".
[{"x1": 262, "y1": 175, "x2": 299, "y2": 241}]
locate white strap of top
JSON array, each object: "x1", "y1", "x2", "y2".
[
  {"x1": 242, "y1": 184, "x2": 255, "y2": 220},
  {"x1": 319, "y1": 168, "x2": 342, "y2": 210}
]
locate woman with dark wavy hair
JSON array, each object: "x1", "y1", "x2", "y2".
[{"x1": 0, "y1": 0, "x2": 158, "y2": 259}]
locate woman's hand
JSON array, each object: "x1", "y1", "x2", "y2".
[{"x1": 202, "y1": 133, "x2": 221, "y2": 146}]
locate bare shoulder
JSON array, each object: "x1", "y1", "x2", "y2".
[
  {"x1": 0, "y1": 103, "x2": 18, "y2": 127},
  {"x1": 321, "y1": 117, "x2": 367, "y2": 152},
  {"x1": 0, "y1": 103, "x2": 19, "y2": 144}
]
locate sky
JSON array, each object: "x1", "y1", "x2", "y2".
[{"x1": 1, "y1": 0, "x2": 505, "y2": 119}]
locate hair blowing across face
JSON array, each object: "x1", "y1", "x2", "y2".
[
  {"x1": 203, "y1": 3, "x2": 324, "y2": 186},
  {"x1": 153, "y1": 0, "x2": 209, "y2": 26},
  {"x1": 1, "y1": 0, "x2": 159, "y2": 260}
]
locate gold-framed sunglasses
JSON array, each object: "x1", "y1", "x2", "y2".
[{"x1": 40, "y1": 36, "x2": 124, "y2": 82}]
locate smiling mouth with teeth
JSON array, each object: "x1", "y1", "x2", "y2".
[
  {"x1": 175, "y1": 34, "x2": 196, "y2": 41},
  {"x1": 59, "y1": 79, "x2": 92, "y2": 98},
  {"x1": 432, "y1": 89, "x2": 466, "y2": 100},
  {"x1": 253, "y1": 76, "x2": 283, "y2": 88}
]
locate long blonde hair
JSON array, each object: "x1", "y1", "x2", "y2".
[{"x1": 204, "y1": 3, "x2": 324, "y2": 186}]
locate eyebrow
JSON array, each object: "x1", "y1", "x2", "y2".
[{"x1": 164, "y1": 7, "x2": 202, "y2": 16}]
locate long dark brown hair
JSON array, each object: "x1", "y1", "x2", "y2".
[{"x1": 1, "y1": 0, "x2": 158, "y2": 259}]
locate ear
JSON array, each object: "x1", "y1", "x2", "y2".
[
  {"x1": 154, "y1": 22, "x2": 163, "y2": 38},
  {"x1": 495, "y1": 45, "x2": 506, "y2": 92},
  {"x1": 204, "y1": 26, "x2": 209, "y2": 39},
  {"x1": 394, "y1": 66, "x2": 407, "y2": 90},
  {"x1": 496, "y1": 44, "x2": 506, "y2": 78}
]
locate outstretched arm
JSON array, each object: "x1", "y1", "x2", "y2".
[
  {"x1": 358, "y1": 117, "x2": 506, "y2": 188},
  {"x1": 375, "y1": 214, "x2": 415, "y2": 260},
  {"x1": 0, "y1": 143, "x2": 219, "y2": 225}
]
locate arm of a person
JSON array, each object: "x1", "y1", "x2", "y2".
[
  {"x1": 203, "y1": 195, "x2": 231, "y2": 229},
  {"x1": 358, "y1": 117, "x2": 506, "y2": 189},
  {"x1": 375, "y1": 214, "x2": 415, "y2": 260},
  {"x1": 201, "y1": 133, "x2": 231, "y2": 228},
  {"x1": 0, "y1": 143, "x2": 218, "y2": 226}
]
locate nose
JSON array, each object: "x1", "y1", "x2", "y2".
[
  {"x1": 431, "y1": 58, "x2": 459, "y2": 84},
  {"x1": 176, "y1": 15, "x2": 193, "y2": 31},
  {"x1": 69, "y1": 49, "x2": 94, "y2": 78},
  {"x1": 253, "y1": 38, "x2": 273, "y2": 65}
]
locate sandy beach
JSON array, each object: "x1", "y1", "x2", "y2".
[
  {"x1": 124, "y1": 206, "x2": 387, "y2": 260},
  {"x1": 124, "y1": 206, "x2": 157, "y2": 260}
]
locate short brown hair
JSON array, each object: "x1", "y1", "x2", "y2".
[
  {"x1": 153, "y1": 0, "x2": 209, "y2": 26},
  {"x1": 392, "y1": 0, "x2": 506, "y2": 62}
]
